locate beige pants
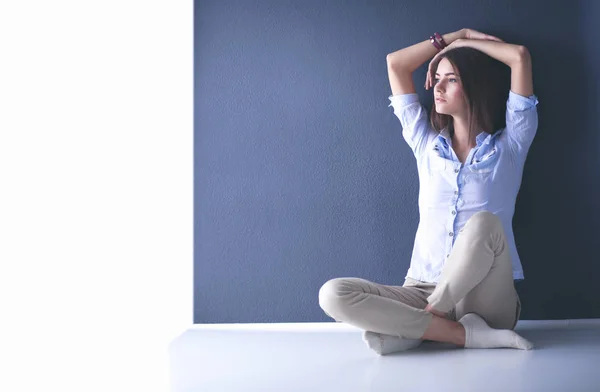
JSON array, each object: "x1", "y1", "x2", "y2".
[{"x1": 318, "y1": 211, "x2": 522, "y2": 340}]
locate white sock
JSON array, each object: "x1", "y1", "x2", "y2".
[
  {"x1": 362, "y1": 331, "x2": 422, "y2": 355},
  {"x1": 458, "y1": 313, "x2": 534, "y2": 350}
]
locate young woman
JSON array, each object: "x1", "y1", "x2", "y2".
[{"x1": 318, "y1": 28, "x2": 539, "y2": 355}]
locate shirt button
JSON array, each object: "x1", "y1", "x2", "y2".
[
  {"x1": 452, "y1": 210, "x2": 456, "y2": 215},
  {"x1": 449, "y1": 232, "x2": 454, "y2": 237},
  {"x1": 454, "y1": 168, "x2": 459, "y2": 173},
  {"x1": 454, "y1": 190, "x2": 459, "y2": 195}
]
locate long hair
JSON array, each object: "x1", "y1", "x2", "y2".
[{"x1": 430, "y1": 47, "x2": 511, "y2": 141}]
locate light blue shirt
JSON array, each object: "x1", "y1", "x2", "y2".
[{"x1": 388, "y1": 90, "x2": 539, "y2": 283}]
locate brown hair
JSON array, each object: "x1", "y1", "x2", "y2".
[{"x1": 429, "y1": 47, "x2": 510, "y2": 141}]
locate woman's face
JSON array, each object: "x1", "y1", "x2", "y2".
[{"x1": 434, "y1": 58, "x2": 467, "y2": 116}]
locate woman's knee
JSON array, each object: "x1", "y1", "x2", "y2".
[
  {"x1": 468, "y1": 211, "x2": 500, "y2": 227},
  {"x1": 462, "y1": 211, "x2": 503, "y2": 237},
  {"x1": 318, "y1": 278, "x2": 357, "y2": 316}
]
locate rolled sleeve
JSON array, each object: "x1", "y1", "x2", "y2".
[
  {"x1": 388, "y1": 93, "x2": 419, "y2": 108},
  {"x1": 507, "y1": 90, "x2": 538, "y2": 111},
  {"x1": 504, "y1": 90, "x2": 539, "y2": 161},
  {"x1": 388, "y1": 93, "x2": 436, "y2": 159}
]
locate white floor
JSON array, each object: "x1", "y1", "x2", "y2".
[{"x1": 169, "y1": 319, "x2": 600, "y2": 392}]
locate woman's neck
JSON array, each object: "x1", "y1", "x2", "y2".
[{"x1": 451, "y1": 117, "x2": 476, "y2": 149}]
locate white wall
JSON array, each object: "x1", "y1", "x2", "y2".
[{"x1": 0, "y1": 2, "x2": 192, "y2": 391}]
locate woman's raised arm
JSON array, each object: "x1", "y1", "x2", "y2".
[
  {"x1": 424, "y1": 38, "x2": 533, "y2": 96},
  {"x1": 386, "y1": 30, "x2": 465, "y2": 96},
  {"x1": 386, "y1": 30, "x2": 466, "y2": 73}
]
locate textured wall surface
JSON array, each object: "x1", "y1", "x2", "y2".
[{"x1": 194, "y1": 0, "x2": 600, "y2": 323}]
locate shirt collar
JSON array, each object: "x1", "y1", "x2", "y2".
[{"x1": 437, "y1": 127, "x2": 502, "y2": 147}]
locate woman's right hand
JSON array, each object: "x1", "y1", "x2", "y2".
[{"x1": 462, "y1": 28, "x2": 504, "y2": 42}]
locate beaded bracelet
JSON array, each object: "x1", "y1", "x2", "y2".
[
  {"x1": 430, "y1": 35, "x2": 442, "y2": 50},
  {"x1": 434, "y1": 32, "x2": 448, "y2": 49}
]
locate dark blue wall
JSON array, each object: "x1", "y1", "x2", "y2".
[{"x1": 194, "y1": 0, "x2": 600, "y2": 323}]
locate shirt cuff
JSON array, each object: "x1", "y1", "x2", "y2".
[
  {"x1": 507, "y1": 90, "x2": 539, "y2": 111},
  {"x1": 388, "y1": 93, "x2": 419, "y2": 108}
]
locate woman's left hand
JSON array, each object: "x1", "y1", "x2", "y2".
[{"x1": 425, "y1": 39, "x2": 467, "y2": 90}]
